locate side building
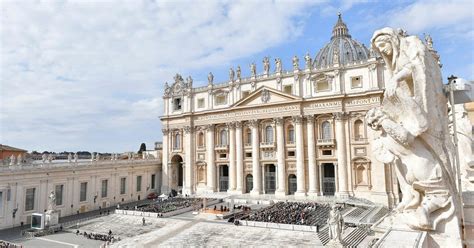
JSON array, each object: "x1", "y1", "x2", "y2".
[
  {"x1": 0, "y1": 158, "x2": 161, "y2": 230},
  {"x1": 160, "y1": 14, "x2": 400, "y2": 206}
]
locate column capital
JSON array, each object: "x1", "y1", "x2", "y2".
[
  {"x1": 273, "y1": 117, "x2": 284, "y2": 125},
  {"x1": 162, "y1": 128, "x2": 170, "y2": 135},
  {"x1": 226, "y1": 122, "x2": 235, "y2": 129},
  {"x1": 183, "y1": 126, "x2": 193, "y2": 134},
  {"x1": 248, "y1": 119, "x2": 259, "y2": 128},
  {"x1": 304, "y1": 115, "x2": 315, "y2": 123},
  {"x1": 292, "y1": 115, "x2": 303, "y2": 124},
  {"x1": 234, "y1": 121, "x2": 243, "y2": 129},
  {"x1": 333, "y1": 112, "x2": 348, "y2": 121},
  {"x1": 205, "y1": 124, "x2": 215, "y2": 131}
]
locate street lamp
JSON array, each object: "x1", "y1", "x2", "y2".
[{"x1": 447, "y1": 75, "x2": 466, "y2": 243}]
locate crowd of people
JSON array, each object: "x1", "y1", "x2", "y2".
[
  {"x1": 244, "y1": 202, "x2": 332, "y2": 227},
  {"x1": 76, "y1": 229, "x2": 118, "y2": 243},
  {"x1": 0, "y1": 240, "x2": 21, "y2": 248},
  {"x1": 137, "y1": 198, "x2": 205, "y2": 214}
]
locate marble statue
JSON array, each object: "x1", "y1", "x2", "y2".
[
  {"x1": 9, "y1": 155, "x2": 15, "y2": 166},
  {"x1": 186, "y1": 76, "x2": 193, "y2": 87},
  {"x1": 250, "y1": 63, "x2": 256, "y2": 77},
  {"x1": 47, "y1": 154, "x2": 53, "y2": 163},
  {"x1": 367, "y1": 27, "x2": 460, "y2": 235},
  {"x1": 327, "y1": 205, "x2": 344, "y2": 245},
  {"x1": 304, "y1": 53, "x2": 312, "y2": 69},
  {"x1": 236, "y1": 66, "x2": 241, "y2": 80},
  {"x1": 42, "y1": 154, "x2": 47, "y2": 163},
  {"x1": 292, "y1": 55, "x2": 299, "y2": 70},
  {"x1": 48, "y1": 190, "x2": 56, "y2": 210},
  {"x1": 73, "y1": 153, "x2": 78, "y2": 163},
  {"x1": 208, "y1": 72, "x2": 214, "y2": 84},
  {"x1": 229, "y1": 67, "x2": 235, "y2": 81},
  {"x1": 96, "y1": 153, "x2": 100, "y2": 161},
  {"x1": 424, "y1": 33, "x2": 433, "y2": 50},
  {"x1": 67, "y1": 153, "x2": 72, "y2": 163},
  {"x1": 275, "y1": 58, "x2": 282, "y2": 73},
  {"x1": 16, "y1": 154, "x2": 22, "y2": 165},
  {"x1": 263, "y1": 56, "x2": 270, "y2": 74}
]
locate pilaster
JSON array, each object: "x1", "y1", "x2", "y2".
[
  {"x1": 249, "y1": 119, "x2": 262, "y2": 195},
  {"x1": 293, "y1": 115, "x2": 306, "y2": 197},
  {"x1": 274, "y1": 117, "x2": 286, "y2": 197}
]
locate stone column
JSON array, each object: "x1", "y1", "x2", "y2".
[
  {"x1": 306, "y1": 115, "x2": 319, "y2": 196},
  {"x1": 335, "y1": 112, "x2": 349, "y2": 197},
  {"x1": 206, "y1": 124, "x2": 216, "y2": 192},
  {"x1": 250, "y1": 119, "x2": 262, "y2": 195},
  {"x1": 235, "y1": 122, "x2": 244, "y2": 193},
  {"x1": 294, "y1": 115, "x2": 306, "y2": 196},
  {"x1": 228, "y1": 122, "x2": 236, "y2": 192},
  {"x1": 161, "y1": 129, "x2": 170, "y2": 193},
  {"x1": 275, "y1": 117, "x2": 286, "y2": 197},
  {"x1": 184, "y1": 126, "x2": 194, "y2": 195}
]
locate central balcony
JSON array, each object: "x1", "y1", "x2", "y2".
[
  {"x1": 214, "y1": 144, "x2": 229, "y2": 151},
  {"x1": 317, "y1": 138, "x2": 335, "y2": 146},
  {"x1": 260, "y1": 141, "x2": 275, "y2": 149}
]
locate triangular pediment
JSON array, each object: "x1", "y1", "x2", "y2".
[{"x1": 232, "y1": 86, "x2": 302, "y2": 108}]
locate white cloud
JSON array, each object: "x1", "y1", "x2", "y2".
[
  {"x1": 0, "y1": 0, "x2": 317, "y2": 152},
  {"x1": 387, "y1": 0, "x2": 474, "y2": 37}
]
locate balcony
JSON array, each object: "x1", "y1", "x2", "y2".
[
  {"x1": 172, "y1": 147, "x2": 182, "y2": 152},
  {"x1": 260, "y1": 142, "x2": 275, "y2": 149},
  {"x1": 244, "y1": 143, "x2": 252, "y2": 148},
  {"x1": 197, "y1": 145, "x2": 206, "y2": 151},
  {"x1": 352, "y1": 136, "x2": 368, "y2": 144},
  {"x1": 214, "y1": 144, "x2": 229, "y2": 151},
  {"x1": 317, "y1": 138, "x2": 335, "y2": 146}
]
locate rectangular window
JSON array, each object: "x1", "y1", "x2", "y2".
[
  {"x1": 316, "y1": 81, "x2": 330, "y2": 91},
  {"x1": 245, "y1": 152, "x2": 252, "y2": 158},
  {"x1": 283, "y1": 85, "x2": 292, "y2": 94},
  {"x1": 351, "y1": 76, "x2": 362, "y2": 88},
  {"x1": 215, "y1": 95, "x2": 227, "y2": 105},
  {"x1": 322, "y1": 150, "x2": 332, "y2": 156},
  {"x1": 136, "y1": 176, "x2": 142, "y2": 192},
  {"x1": 288, "y1": 151, "x2": 295, "y2": 157},
  {"x1": 173, "y1": 98, "x2": 182, "y2": 111},
  {"x1": 197, "y1": 98, "x2": 205, "y2": 108},
  {"x1": 242, "y1": 91, "x2": 250, "y2": 98},
  {"x1": 101, "y1": 180, "x2": 108, "y2": 198},
  {"x1": 120, "y1": 178, "x2": 126, "y2": 194},
  {"x1": 0, "y1": 192, "x2": 3, "y2": 216},
  {"x1": 80, "y1": 182, "x2": 87, "y2": 202},
  {"x1": 55, "y1": 185, "x2": 64, "y2": 206},
  {"x1": 219, "y1": 153, "x2": 227, "y2": 159},
  {"x1": 151, "y1": 174, "x2": 156, "y2": 189},
  {"x1": 25, "y1": 188, "x2": 36, "y2": 211}
]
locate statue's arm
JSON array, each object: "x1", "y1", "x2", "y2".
[
  {"x1": 380, "y1": 118, "x2": 414, "y2": 146},
  {"x1": 391, "y1": 66, "x2": 412, "y2": 85}
]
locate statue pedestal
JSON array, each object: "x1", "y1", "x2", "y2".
[
  {"x1": 372, "y1": 211, "x2": 462, "y2": 247},
  {"x1": 45, "y1": 210, "x2": 59, "y2": 227},
  {"x1": 325, "y1": 240, "x2": 345, "y2": 248}
]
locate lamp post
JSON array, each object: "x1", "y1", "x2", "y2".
[{"x1": 447, "y1": 75, "x2": 465, "y2": 244}]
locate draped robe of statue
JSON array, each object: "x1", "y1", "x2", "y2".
[{"x1": 366, "y1": 28, "x2": 461, "y2": 237}]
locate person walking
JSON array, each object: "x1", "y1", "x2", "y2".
[{"x1": 142, "y1": 217, "x2": 145, "y2": 226}]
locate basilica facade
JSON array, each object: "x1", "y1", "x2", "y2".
[{"x1": 160, "y1": 14, "x2": 399, "y2": 206}]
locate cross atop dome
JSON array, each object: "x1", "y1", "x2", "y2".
[{"x1": 331, "y1": 12, "x2": 351, "y2": 39}]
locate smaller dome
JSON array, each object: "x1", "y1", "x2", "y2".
[{"x1": 314, "y1": 13, "x2": 371, "y2": 68}]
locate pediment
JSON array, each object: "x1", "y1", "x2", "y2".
[{"x1": 232, "y1": 86, "x2": 302, "y2": 108}]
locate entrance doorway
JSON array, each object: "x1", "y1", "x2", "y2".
[
  {"x1": 219, "y1": 165, "x2": 229, "y2": 192},
  {"x1": 288, "y1": 174, "x2": 297, "y2": 195},
  {"x1": 171, "y1": 155, "x2": 184, "y2": 190},
  {"x1": 245, "y1": 174, "x2": 253, "y2": 193},
  {"x1": 264, "y1": 164, "x2": 276, "y2": 194},
  {"x1": 322, "y1": 163, "x2": 335, "y2": 195}
]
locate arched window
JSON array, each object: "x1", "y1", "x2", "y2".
[
  {"x1": 174, "y1": 133, "x2": 180, "y2": 149},
  {"x1": 321, "y1": 121, "x2": 332, "y2": 140},
  {"x1": 354, "y1": 120, "x2": 364, "y2": 140},
  {"x1": 287, "y1": 125, "x2": 295, "y2": 143},
  {"x1": 220, "y1": 129, "x2": 228, "y2": 145},
  {"x1": 198, "y1": 132, "x2": 205, "y2": 147},
  {"x1": 246, "y1": 128, "x2": 252, "y2": 144},
  {"x1": 265, "y1": 126, "x2": 274, "y2": 143}
]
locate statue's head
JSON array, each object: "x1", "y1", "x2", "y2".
[
  {"x1": 373, "y1": 35, "x2": 393, "y2": 56},
  {"x1": 371, "y1": 27, "x2": 401, "y2": 73}
]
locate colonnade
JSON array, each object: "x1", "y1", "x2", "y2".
[{"x1": 162, "y1": 113, "x2": 351, "y2": 197}]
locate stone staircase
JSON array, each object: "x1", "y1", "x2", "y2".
[{"x1": 342, "y1": 226, "x2": 369, "y2": 247}]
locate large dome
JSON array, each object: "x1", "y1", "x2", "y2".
[{"x1": 313, "y1": 13, "x2": 370, "y2": 68}]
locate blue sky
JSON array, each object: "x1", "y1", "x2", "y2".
[{"x1": 1, "y1": 0, "x2": 473, "y2": 153}]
